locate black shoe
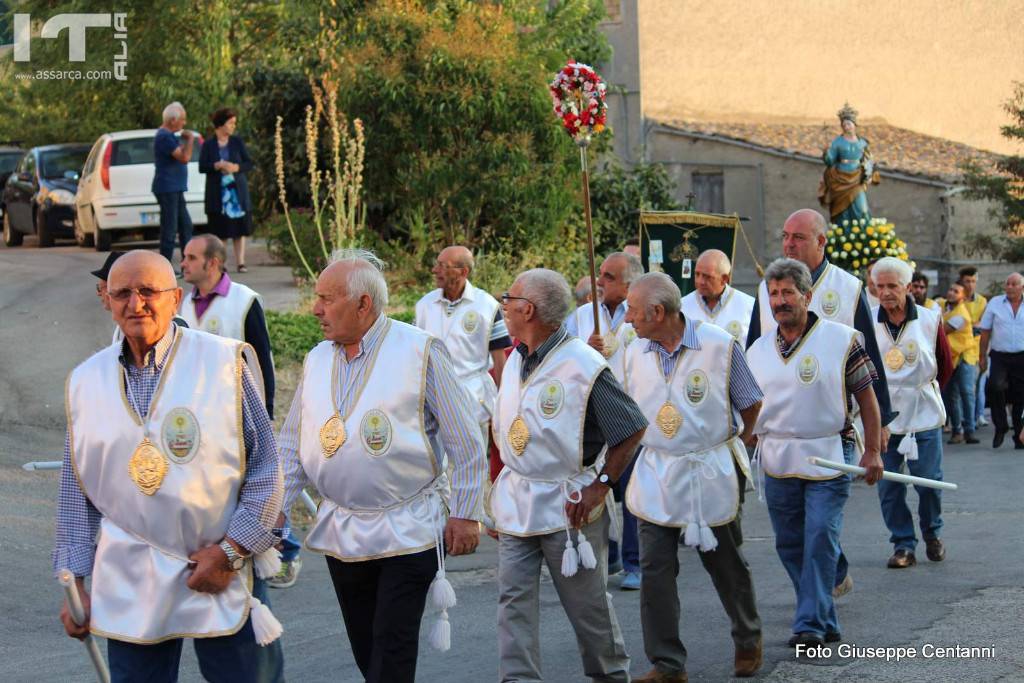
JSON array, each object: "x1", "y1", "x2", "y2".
[
  {"x1": 964, "y1": 432, "x2": 980, "y2": 444},
  {"x1": 825, "y1": 631, "x2": 842, "y2": 643},
  {"x1": 788, "y1": 632, "x2": 824, "y2": 648},
  {"x1": 887, "y1": 548, "x2": 917, "y2": 568},
  {"x1": 993, "y1": 430, "x2": 1008, "y2": 448},
  {"x1": 1015, "y1": 441, "x2": 1024, "y2": 450},
  {"x1": 926, "y1": 538, "x2": 946, "y2": 562}
]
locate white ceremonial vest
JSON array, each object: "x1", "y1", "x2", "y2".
[
  {"x1": 757, "y1": 263, "x2": 862, "y2": 335},
  {"x1": 299, "y1": 320, "x2": 446, "y2": 561},
  {"x1": 681, "y1": 286, "x2": 755, "y2": 342},
  {"x1": 747, "y1": 319, "x2": 858, "y2": 479},
  {"x1": 180, "y1": 281, "x2": 260, "y2": 341},
  {"x1": 572, "y1": 302, "x2": 636, "y2": 383},
  {"x1": 414, "y1": 282, "x2": 500, "y2": 423},
  {"x1": 623, "y1": 322, "x2": 748, "y2": 528},
  {"x1": 489, "y1": 337, "x2": 608, "y2": 536},
  {"x1": 67, "y1": 329, "x2": 250, "y2": 643},
  {"x1": 873, "y1": 304, "x2": 946, "y2": 434}
]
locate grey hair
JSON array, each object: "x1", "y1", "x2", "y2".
[
  {"x1": 162, "y1": 101, "x2": 186, "y2": 123},
  {"x1": 574, "y1": 278, "x2": 592, "y2": 306},
  {"x1": 764, "y1": 257, "x2": 813, "y2": 295},
  {"x1": 871, "y1": 256, "x2": 913, "y2": 287},
  {"x1": 632, "y1": 272, "x2": 681, "y2": 316},
  {"x1": 517, "y1": 268, "x2": 572, "y2": 327},
  {"x1": 607, "y1": 252, "x2": 645, "y2": 285},
  {"x1": 328, "y1": 248, "x2": 389, "y2": 313}
]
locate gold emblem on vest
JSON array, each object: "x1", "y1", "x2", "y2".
[
  {"x1": 320, "y1": 414, "x2": 346, "y2": 457},
  {"x1": 461, "y1": 310, "x2": 480, "y2": 334},
  {"x1": 797, "y1": 354, "x2": 819, "y2": 385},
  {"x1": 656, "y1": 401, "x2": 683, "y2": 438},
  {"x1": 905, "y1": 341, "x2": 919, "y2": 365},
  {"x1": 508, "y1": 415, "x2": 530, "y2": 455},
  {"x1": 820, "y1": 290, "x2": 840, "y2": 317},
  {"x1": 206, "y1": 317, "x2": 222, "y2": 336},
  {"x1": 162, "y1": 407, "x2": 200, "y2": 464},
  {"x1": 885, "y1": 346, "x2": 906, "y2": 371},
  {"x1": 726, "y1": 320, "x2": 742, "y2": 339},
  {"x1": 128, "y1": 438, "x2": 169, "y2": 495},
  {"x1": 360, "y1": 409, "x2": 393, "y2": 456},
  {"x1": 685, "y1": 370, "x2": 708, "y2": 405},
  {"x1": 538, "y1": 381, "x2": 564, "y2": 419}
]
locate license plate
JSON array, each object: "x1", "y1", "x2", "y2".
[{"x1": 140, "y1": 211, "x2": 159, "y2": 225}]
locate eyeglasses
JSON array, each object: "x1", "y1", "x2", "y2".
[
  {"x1": 95, "y1": 283, "x2": 105, "y2": 294},
  {"x1": 108, "y1": 286, "x2": 177, "y2": 302},
  {"x1": 500, "y1": 292, "x2": 533, "y2": 305},
  {"x1": 433, "y1": 261, "x2": 461, "y2": 270}
]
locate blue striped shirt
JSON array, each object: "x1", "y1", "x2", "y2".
[
  {"x1": 645, "y1": 318, "x2": 764, "y2": 430},
  {"x1": 280, "y1": 315, "x2": 486, "y2": 521},
  {"x1": 53, "y1": 325, "x2": 283, "y2": 577}
]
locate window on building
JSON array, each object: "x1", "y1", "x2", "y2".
[{"x1": 692, "y1": 171, "x2": 724, "y2": 214}]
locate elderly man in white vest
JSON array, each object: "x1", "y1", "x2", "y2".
[
  {"x1": 415, "y1": 245, "x2": 513, "y2": 437},
  {"x1": 680, "y1": 249, "x2": 755, "y2": 342},
  {"x1": 492, "y1": 268, "x2": 647, "y2": 682},
  {"x1": 278, "y1": 249, "x2": 486, "y2": 683},
  {"x1": 55, "y1": 250, "x2": 283, "y2": 681},
  {"x1": 871, "y1": 257, "x2": 953, "y2": 569},
  {"x1": 747, "y1": 257, "x2": 883, "y2": 649},
  {"x1": 746, "y1": 208, "x2": 895, "y2": 599},
  {"x1": 623, "y1": 273, "x2": 764, "y2": 680}
]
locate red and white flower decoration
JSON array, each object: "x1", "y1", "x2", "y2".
[{"x1": 550, "y1": 61, "x2": 608, "y2": 145}]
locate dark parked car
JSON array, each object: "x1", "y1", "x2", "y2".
[
  {"x1": 0, "y1": 146, "x2": 25, "y2": 221},
  {"x1": 2, "y1": 143, "x2": 91, "y2": 247}
]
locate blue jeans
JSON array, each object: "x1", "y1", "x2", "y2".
[
  {"x1": 608, "y1": 455, "x2": 639, "y2": 572},
  {"x1": 252, "y1": 577, "x2": 285, "y2": 683},
  {"x1": 279, "y1": 532, "x2": 301, "y2": 563},
  {"x1": 943, "y1": 361, "x2": 978, "y2": 434},
  {"x1": 765, "y1": 472, "x2": 851, "y2": 638},
  {"x1": 833, "y1": 440, "x2": 855, "y2": 587},
  {"x1": 878, "y1": 428, "x2": 943, "y2": 552},
  {"x1": 108, "y1": 616, "x2": 259, "y2": 683},
  {"x1": 155, "y1": 191, "x2": 193, "y2": 263}
]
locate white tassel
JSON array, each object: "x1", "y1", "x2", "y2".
[
  {"x1": 683, "y1": 522, "x2": 700, "y2": 548},
  {"x1": 250, "y1": 597, "x2": 283, "y2": 646},
  {"x1": 427, "y1": 569, "x2": 457, "y2": 611},
  {"x1": 898, "y1": 434, "x2": 919, "y2": 461},
  {"x1": 576, "y1": 531, "x2": 597, "y2": 570},
  {"x1": 561, "y1": 537, "x2": 580, "y2": 577},
  {"x1": 429, "y1": 610, "x2": 452, "y2": 652},
  {"x1": 254, "y1": 547, "x2": 282, "y2": 580},
  {"x1": 698, "y1": 523, "x2": 718, "y2": 552}
]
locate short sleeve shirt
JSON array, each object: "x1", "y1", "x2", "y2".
[{"x1": 152, "y1": 128, "x2": 188, "y2": 194}]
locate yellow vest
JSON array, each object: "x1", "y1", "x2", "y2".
[{"x1": 941, "y1": 301, "x2": 977, "y2": 366}]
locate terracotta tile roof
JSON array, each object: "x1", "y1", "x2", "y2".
[{"x1": 656, "y1": 118, "x2": 1002, "y2": 183}]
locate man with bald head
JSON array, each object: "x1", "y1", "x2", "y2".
[
  {"x1": 680, "y1": 249, "x2": 755, "y2": 342},
  {"x1": 746, "y1": 209, "x2": 895, "y2": 597},
  {"x1": 979, "y1": 272, "x2": 1024, "y2": 449},
  {"x1": 55, "y1": 250, "x2": 283, "y2": 681},
  {"x1": 575, "y1": 275, "x2": 595, "y2": 307},
  {"x1": 280, "y1": 249, "x2": 486, "y2": 682},
  {"x1": 415, "y1": 245, "x2": 512, "y2": 437},
  {"x1": 624, "y1": 273, "x2": 765, "y2": 679}
]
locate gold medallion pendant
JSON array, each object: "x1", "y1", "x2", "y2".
[
  {"x1": 320, "y1": 414, "x2": 347, "y2": 457},
  {"x1": 884, "y1": 347, "x2": 906, "y2": 371},
  {"x1": 508, "y1": 415, "x2": 530, "y2": 456},
  {"x1": 656, "y1": 401, "x2": 683, "y2": 438},
  {"x1": 128, "y1": 438, "x2": 169, "y2": 496},
  {"x1": 601, "y1": 332, "x2": 620, "y2": 359}
]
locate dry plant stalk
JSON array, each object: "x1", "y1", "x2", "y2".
[{"x1": 274, "y1": 75, "x2": 367, "y2": 280}]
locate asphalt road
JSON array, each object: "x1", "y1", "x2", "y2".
[{"x1": 2, "y1": 241, "x2": 1023, "y2": 682}]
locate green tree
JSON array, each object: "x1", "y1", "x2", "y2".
[
  {"x1": 589, "y1": 160, "x2": 681, "y2": 252},
  {"x1": 961, "y1": 81, "x2": 1024, "y2": 261}
]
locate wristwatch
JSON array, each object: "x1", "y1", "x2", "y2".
[
  {"x1": 219, "y1": 540, "x2": 246, "y2": 571},
  {"x1": 597, "y1": 471, "x2": 614, "y2": 487}
]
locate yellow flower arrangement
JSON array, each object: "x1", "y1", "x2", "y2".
[{"x1": 824, "y1": 218, "x2": 914, "y2": 277}]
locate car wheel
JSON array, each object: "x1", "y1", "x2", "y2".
[
  {"x1": 36, "y1": 209, "x2": 55, "y2": 248},
  {"x1": 74, "y1": 212, "x2": 94, "y2": 247},
  {"x1": 94, "y1": 215, "x2": 112, "y2": 252},
  {"x1": 3, "y1": 211, "x2": 23, "y2": 247}
]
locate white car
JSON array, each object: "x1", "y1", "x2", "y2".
[{"x1": 74, "y1": 129, "x2": 207, "y2": 251}]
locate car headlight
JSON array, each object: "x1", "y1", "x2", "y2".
[{"x1": 49, "y1": 189, "x2": 76, "y2": 205}]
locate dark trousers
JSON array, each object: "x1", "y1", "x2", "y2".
[
  {"x1": 609, "y1": 454, "x2": 640, "y2": 572},
  {"x1": 252, "y1": 577, "x2": 284, "y2": 683},
  {"x1": 107, "y1": 618, "x2": 259, "y2": 683},
  {"x1": 987, "y1": 351, "x2": 1024, "y2": 439},
  {"x1": 155, "y1": 191, "x2": 193, "y2": 262},
  {"x1": 325, "y1": 548, "x2": 437, "y2": 683}
]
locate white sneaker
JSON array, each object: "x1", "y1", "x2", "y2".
[
  {"x1": 268, "y1": 558, "x2": 302, "y2": 589},
  {"x1": 977, "y1": 415, "x2": 989, "y2": 427}
]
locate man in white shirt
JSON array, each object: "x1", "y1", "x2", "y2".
[
  {"x1": 680, "y1": 249, "x2": 755, "y2": 342},
  {"x1": 979, "y1": 273, "x2": 1024, "y2": 449}
]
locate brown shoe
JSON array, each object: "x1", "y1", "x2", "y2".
[
  {"x1": 887, "y1": 548, "x2": 917, "y2": 568},
  {"x1": 926, "y1": 538, "x2": 946, "y2": 562},
  {"x1": 633, "y1": 669, "x2": 688, "y2": 683},
  {"x1": 948, "y1": 433, "x2": 964, "y2": 444},
  {"x1": 734, "y1": 639, "x2": 763, "y2": 677}
]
